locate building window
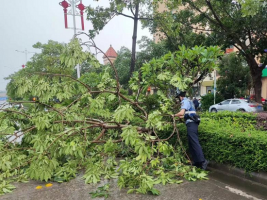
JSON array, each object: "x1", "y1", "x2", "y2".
[{"x1": 206, "y1": 86, "x2": 214, "y2": 94}]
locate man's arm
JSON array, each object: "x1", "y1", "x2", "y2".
[{"x1": 174, "y1": 109, "x2": 186, "y2": 118}]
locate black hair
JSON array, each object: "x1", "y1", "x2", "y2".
[{"x1": 179, "y1": 92, "x2": 186, "y2": 97}]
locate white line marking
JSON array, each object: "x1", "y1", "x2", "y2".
[{"x1": 225, "y1": 186, "x2": 262, "y2": 200}]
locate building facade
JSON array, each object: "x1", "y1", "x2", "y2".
[{"x1": 262, "y1": 68, "x2": 267, "y2": 99}]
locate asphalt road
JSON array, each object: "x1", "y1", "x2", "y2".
[{"x1": 1, "y1": 168, "x2": 266, "y2": 200}]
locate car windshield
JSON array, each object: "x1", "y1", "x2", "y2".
[{"x1": 231, "y1": 100, "x2": 241, "y2": 104}]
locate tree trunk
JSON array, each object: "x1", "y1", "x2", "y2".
[
  {"x1": 252, "y1": 68, "x2": 263, "y2": 103},
  {"x1": 128, "y1": 3, "x2": 139, "y2": 95},
  {"x1": 247, "y1": 58, "x2": 263, "y2": 103}
]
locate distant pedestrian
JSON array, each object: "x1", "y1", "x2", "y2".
[{"x1": 193, "y1": 97, "x2": 199, "y2": 111}]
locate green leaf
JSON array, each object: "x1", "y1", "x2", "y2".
[
  {"x1": 150, "y1": 188, "x2": 160, "y2": 195},
  {"x1": 114, "y1": 104, "x2": 135, "y2": 123}
]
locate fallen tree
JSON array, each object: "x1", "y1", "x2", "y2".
[{"x1": 0, "y1": 39, "x2": 222, "y2": 195}]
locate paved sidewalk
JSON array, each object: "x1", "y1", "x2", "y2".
[{"x1": 1, "y1": 169, "x2": 266, "y2": 200}]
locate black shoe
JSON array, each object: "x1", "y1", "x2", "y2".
[{"x1": 201, "y1": 160, "x2": 209, "y2": 170}]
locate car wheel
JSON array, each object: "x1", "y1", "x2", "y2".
[
  {"x1": 211, "y1": 108, "x2": 217, "y2": 113},
  {"x1": 238, "y1": 109, "x2": 246, "y2": 112}
]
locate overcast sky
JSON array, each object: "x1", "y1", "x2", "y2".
[{"x1": 0, "y1": 0, "x2": 152, "y2": 91}]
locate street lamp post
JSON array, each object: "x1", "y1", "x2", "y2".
[
  {"x1": 15, "y1": 49, "x2": 36, "y2": 66},
  {"x1": 214, "y1": 70, "x2": 216, "y2": 105},
  {"x1": 59, "y1": 0, "x2": 86, "y2": 79}
]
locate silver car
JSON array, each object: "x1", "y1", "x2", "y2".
[{"x1": 209, "y1": 99, "x2": 264, "y2": 112}]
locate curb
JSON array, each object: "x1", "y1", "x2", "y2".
[{"x1": 207, "y1": 161, "x2": 267, "y2": 186}]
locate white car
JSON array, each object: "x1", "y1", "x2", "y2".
[{"x1": 209, "y1": 99, "x2": 263, "y2": 113}]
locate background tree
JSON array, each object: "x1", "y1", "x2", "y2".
[
  {"x1": 113, "y1": 46, "x2": 132, "y2": 86},
  {"x1": 237, "y1": 0, "x2": 267, "y2": 16},
  {"x1": 152, "y1": 0, "x2": 267, "y2": 102},
  {"x1": 217, "y1": 53, "x2": 252, "y2": 99},
  {"x1": 5, "y1": 41, "x2": 66, "y2": 99},
  {"x1": 136, "y1": 36, "x2": 169, "y2": 65},
  {"x1": 28, "y1": 40, "x2": 66, "y2": 73},
  {"x1": 113, "y1": 37, "x2": 169, "y2": 87},
  {"x1": 147, "y1": 7, "x2": 211, "y2": 51},
  {"x1": 200, "y1": 93, "x2": 224, "y2": 111},
  {"x1": 86, "y1": 0, "x2": 154, "y2": 94}
]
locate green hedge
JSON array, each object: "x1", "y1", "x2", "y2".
[
  {"x1": 178, "y1": 113, "x2": 267, "y2": 172},
  {"x1": 201, "y1": 111, "x2": 267, "y2": 131},
  {"x1": 200, "y1": 111, "x2": 257, "y2": 121}
]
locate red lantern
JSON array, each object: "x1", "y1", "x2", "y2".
[
  {"x1": 59, "y1": 0, "x2": 71, "y2": 29},
  {"x1": 59, "y1": 0, "x2": 86, "y2": 31},
  {"x1": 76, "y1": 1, "x2": 85, "y2": 30}
]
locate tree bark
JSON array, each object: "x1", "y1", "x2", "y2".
[
  {"x1": 128, "y1": 2, "x2": 139, "y2": 95},
  {"x1": 247, "y1": 57, "x2": 264, "y2": 103}
]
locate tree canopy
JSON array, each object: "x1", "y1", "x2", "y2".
[
  {"x1": 113, "y1": 37, "x2": 169, "y2": 86},
  {"x1": 217, "y1": 53, "x2": 252, "y2": 99},
  {"x1": 152, "y1": 0, "x2": 267, "y2": 102},
  {"x1": 237, "y1": 0, "x2": 267, "y2": 16},
  {"x1": 5, "y1": 41, "x2": 66, "y2": 100},
  {"x1": 113, "y1": 46, "x2": 132, "y2": 86},
  {"x1": 86, "y1": 0, "x2": 155, "y2": 93}
]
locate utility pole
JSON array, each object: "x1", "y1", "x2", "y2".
[
  {"x1": 59, "y1": 0, "x2": 86, "y2": 79},
  {"x1": 214, "y1": 70, "x2": 217, "y2": 105},
  {"x1": 71, "y1": 0, "x2": 80, "y2": 78}
]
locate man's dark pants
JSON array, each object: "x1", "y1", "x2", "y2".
[{"x1": 186, "y1": 122, "x2": 205, "y2": 165}]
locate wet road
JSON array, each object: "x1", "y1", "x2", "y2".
[{"x1": 0, "y1": 168, "x2": 266, "y2": 200}]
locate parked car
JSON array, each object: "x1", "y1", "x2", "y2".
[
  {"x1": 9, "y1": 103, "x2": 24, "y2": 109},
  {"x1": 209, "y1": 99, "x2": 263, "y2": 113}
]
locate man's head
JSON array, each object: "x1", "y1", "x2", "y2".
[{"x1": 175, "y1": 90, "x2": 186, "y2": 102}]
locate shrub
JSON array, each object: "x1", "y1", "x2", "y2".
[
  {"x1": 200, "y1": 93, "x2": 224, "y2": 111},
  {"x1": 201, "y1": 111, "x2": 257, "y2": 130},
  {"x1": 178, "y1": 112, "x2": 267, "y2": 172},
  {"x1": 201, "y1": 111, "x2": 256, "y2": 120},
  {"x1": 201, "y1": 111, "x2": 267, "y2": 131}
]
